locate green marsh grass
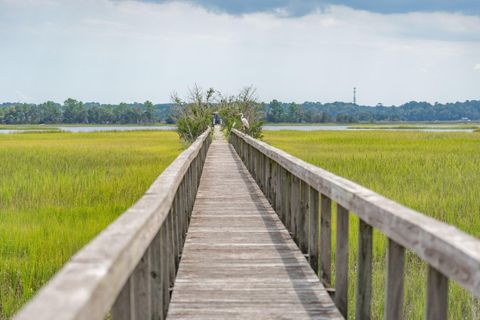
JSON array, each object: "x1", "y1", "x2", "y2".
[
  {"x1": 0, "y1": 131, "x2": 182, "y2": 318},
  {"x1": 264, "y1": 130, "x2": 480, "y2": 319}
]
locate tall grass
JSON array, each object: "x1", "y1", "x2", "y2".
[
  {"x1": 264, "y1": 130, "x2": 480, "y2": 319},
  {"x1": 0, "y1": 131, "x2": 182, "y2": 318}
]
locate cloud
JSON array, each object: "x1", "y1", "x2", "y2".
[
  {"x1": 135, "y1": 0, "x2": 480, "y2": 16},
  {"x1": 0, "y1": 0, "x2": 479, "y2": 105},
  {"x1": 475, "y1": 64, "x2": 480, "y2": 71}
]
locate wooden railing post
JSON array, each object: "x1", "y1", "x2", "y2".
[
  {"x1": 309, "y1": 187, "x2": 319, "y2": 274},
  {"x1": 112, "y1": 278, "x2": 132, "y2": 320},
  {"x1": 150, "y1": 232, "x2": 164, "y2": 320},
  {"x1": 355, "y1": 219, "x2": 373, "y2": 320},
  {"x1": 275, "y1": 165, "x2": 283, "y2": 220},
  {"x1": 291, "y1": 175, "x2": 300, "y2": 242},
  {"x1": 384, "y1": 239, "x2": 405, "y2": 320},
  {"x1": 132, "y1": 248, "x2": 152, "y2": 319},
  {"x1": 160, "y1": 225, "x2": 170, "y2": 318},
  {"x1": 335, "y1": 204, "x2": 349, "y2": 318},
  {"x1": 426, "y1": 266, "x2": 448, "y2": 320},
  {"x1": 284, "y1": 171, "x2": 292, "y2": 233},
  {"x1": 320, "y1": 194, "x2": 332, "y2": 286},
  {"x1": 298, "y1": 181, "x2": 309, "y2": 254}
]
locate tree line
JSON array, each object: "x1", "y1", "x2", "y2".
[
  {"x1": 1, "y1": 99, "x2": 479, "y2": 124},
  {"x1": 0, "y1": 99, "x2": 174, "y2": 125},
  {"x1": 264, "y1": 100, "x2": 480, "y2": 123}
]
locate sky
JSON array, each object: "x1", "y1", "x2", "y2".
[{"x1": 0, "y1": 0, "x2": 479, "y2": 106}]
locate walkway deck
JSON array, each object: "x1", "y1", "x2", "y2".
[{"x1": 167, "y1": 129, "x2": 342, "y2": 319}]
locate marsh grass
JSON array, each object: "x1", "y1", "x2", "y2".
[
  {"x1": 264, "y1": 130, "x2": 480, "y2": 319},
  {"x1": 0, "y1": 131, "x2": 182, "y2": 318}
]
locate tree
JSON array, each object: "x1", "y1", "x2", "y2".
[
  {"x1": 218, "y1": 86, "x2": 264, "y2": 139},
  {"x1": 173, "y1": 85, "x2": 214, "y2": 143},
  {"x1": 143, "y1": 100, "x2": 156, "y2": 123},
  {"x1": 63, "y1": 98, "x2": 87, "y2": 123},
  {"x1": 267, "y1": 99, "x2": 284, "y2": 122}
]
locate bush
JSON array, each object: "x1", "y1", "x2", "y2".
[
  {"x1": 218, "y1": 86, "x2": 263, "y2": 139},
  {"x1": 173, "y1": 86, "x2": 214, "y2": 143}
]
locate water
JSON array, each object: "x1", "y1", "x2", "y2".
[
  {"x1": 263, "y1": 125, "x2": 350, "y2": 131},
  {"x1": 0, "y1": 126, "x2": 176, "y2": 134},
  {"x1": 0, "y1": 125, "x2": 475, "y2": 134},
  {"x1": 58, "y1": 126, "x2": 176, "y2": 132},
  {"x1": 262, "y1": 125, "x2": 475, "y2": 132}
]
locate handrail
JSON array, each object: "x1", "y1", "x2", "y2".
[
  {"x1": 231, "y1": 129, "x2": 480, "y2": 319},
  {"x1": 14, "y1": 128, "x2": 212, "y2": 320}
]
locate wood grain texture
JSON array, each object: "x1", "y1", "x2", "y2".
[
  {"x1": 426, "y1": 266, "x2": 448, "y2": 320},
  {"x1": 335, "y1": 204, "x2": 349, "y2": 318},
  {"x1": 111, "y1": 277, "x2": 132, "y2": 320},
  {"x1": 320, "y1": 194, "x2": 332, "y2": 287},
  {"x1": 355, "y1": 219, "x2": 373, "y2": 320},
  {"x1": 231, "y1": 129, "x2": 480, "y2": 299},
  {"x1": 168, "y1": 130, "x2": 343, "y2": 319},
  {"x1": 309, "y1": 187, "x2": 320, "y2": 275},
  {"x1": 298, "y1": 180, "x2": 309, "y2": 254},
  {"x1": 384, "y1": 239, "x2": 405, "y2": 320},
  {"x1": 14, "y1": 129, "x2": 211, "y2": 320},
  {"x1": 132, "y1": 248, "x2": 151, "y2": 320}
]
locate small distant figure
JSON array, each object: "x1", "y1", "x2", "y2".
[
  {"x1": 212, "y1": 112, "x2": 221, "y2": 125},
  {"x1": 240, "y1": 113, "x2": 249, "y2": 130}
]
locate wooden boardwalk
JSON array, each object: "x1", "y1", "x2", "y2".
[{"x1": 168, "y1": 129, "x2": 342, "y2": 319}]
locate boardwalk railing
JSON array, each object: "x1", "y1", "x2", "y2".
[
  {"x1": 230, "y1": 129, "x2": 480, "y2": 320},
  {"x1": 14, "y1": 128, "x2": 211, "y2": 320}
]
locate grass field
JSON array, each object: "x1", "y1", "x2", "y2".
[
  {"x1": 263, "y1": 130, "x2": 480, "y2": 319},
  {"x1": 0, "y1": 131, "x2": 182, "y2": 318}
]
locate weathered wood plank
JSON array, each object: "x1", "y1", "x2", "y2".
[
  {"x1": 168, "y1": 129, "x2": 342, "y2": 319},
  {"x1": 309, "y1": 186, "x2": 319, "y2": 274},
  {"x1": 291, "y1": 175, "x2": 301, "y2": 243},
  {"x1": 426, "y1": 266, "x2": 448, "y2": 320},
  {"x1": 298, "y1": 180, "x2": 309, "y2": 254},
  {"x1": 111, "y1": 278, "x2": 132, "y2": 320},
  {"x1": 355, "y1": 219, "x2": 373, "y2": 320},
  {"x1": 320, "y1": 194, "x2": 332, "y2": 286},
  {"x1": 149, "y1": 233, "x2": 164, "y2": 320},
  {"x1": 335, "y1": 204, "x2": 349, "y2": 318},
  {"x1": 132, "y1": 248, "x2": 151, "y2": 319},
  {"x1": 231, "y1": 129, "x2": 480, "y2": 298},
  {"x1": 384, "y1": 239, "x2": 405, "y2": 320}
]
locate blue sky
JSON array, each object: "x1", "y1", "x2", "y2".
[
  {"x1": 0, "y1": 0, "x2": 479, "y2": 105},
  {"x1": 142, "y1": 0, "x2": 480, "y2": 15}
]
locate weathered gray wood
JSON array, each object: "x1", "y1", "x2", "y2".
[
  {"x1": 167, "y1": 211, "x2": 176, "y2": 286},
  {"x1": 291, "y1": 175, "x2": 300, "y2": 243},
  {"x1": 270, "y1": 161, "x2": 277, "y2": 209},
  {"x1": 384, "y1": 239, "x2": 405, "y2": 320},
  {"x1": 426, "y1": 266, "x2": 448, "y2": 320},
  {"x1": 231, "y1": 129, "x2": 480, "y2": 299},
  {"x1": 355, "y1": 219, "x2": 373, "y2": 320},
  {"x1": 14, "y1": 129, "x2": 211, "y2": 320},
  {"x1": 285, "y1": 171, "x2": 292, "y2": 233},
  {"x1": 335, "y1": 204, "x2": 349, "y2": 318},
  {"x1": 132, "y1": 248, "x2": 151, "y2": 319},
  {"x1": 275, "y1": 165, "x2": 283, "y2": 221},
  {"x1": 160, "y1": 225, "x2": 170, "y2": 318},
  {"x1": 150, "y1": 232, "x2": 164, "y2": 320},
  {"x1": 309, "y1": 187, "x2": 319, "y2": 274},
  {"x1": 320, "y1": 194, "x2": 332, "y2": 286},
  {"x1": 298, "y1": 180, "x2": 309, "y2": 254},
  {"x1": 168, "y1": 129, "x2": 342, "y2": 319},
  {"x1": 112, "y1": 277, "x2": 132, "y2": 320}
]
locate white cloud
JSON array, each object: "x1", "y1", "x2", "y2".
[
  {"x1": 0, "y1": 0, "x2": 479, "y2": 105},
  {"x1": 474, "y1": 64, "x2": 480, "y2": 71}
]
